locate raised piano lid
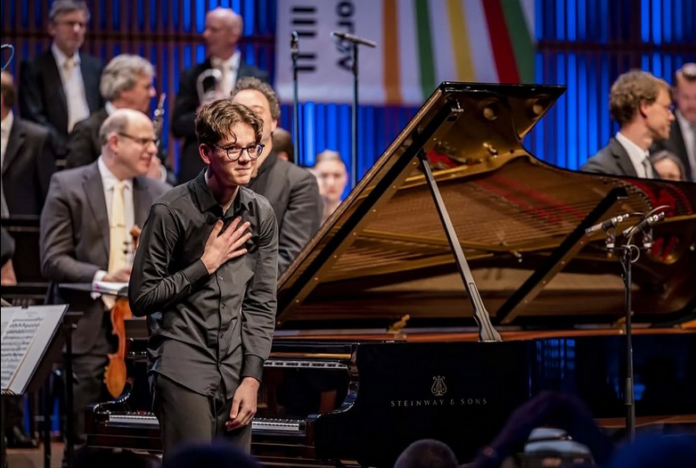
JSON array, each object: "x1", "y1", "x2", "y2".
[{"x1": 277, "y1": 82, "x2": 696, "y2": 330}]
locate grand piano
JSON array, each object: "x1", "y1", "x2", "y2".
[{"x1": 86, "y1": 83, "x2": 696, "y2": 467}]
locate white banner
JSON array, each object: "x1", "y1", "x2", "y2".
[{"x1": 275, "y1": 0, "x2": 535, "y2": 106}]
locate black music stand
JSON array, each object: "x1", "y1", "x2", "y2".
[{"x1": 1, "y1": 305, "x2": 80, "y2": 468}]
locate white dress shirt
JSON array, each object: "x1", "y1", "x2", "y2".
[
  {"x1": 211, "y1": 50, "x2": 241, "y2": 97},
  {"x1": 52, "y1": 43, "x2": 91, "y2": 132},
  {"x1": 676, "y1": 111, "x2": 696, "y2": 181},
  {"x1": 93, "y1": 156, "x2": 135, "y2": 283},
  {"x1": 615, "y1": 132, "x2": 653, "y2": 178}
]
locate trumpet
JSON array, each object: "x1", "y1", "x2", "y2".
[{"x1": 197, "y1": 68, "x2": 223, "y2": 104}]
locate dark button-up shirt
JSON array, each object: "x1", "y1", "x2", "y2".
[{"x1": 129, "y1": 170, "x2": 278, "y2": 398}]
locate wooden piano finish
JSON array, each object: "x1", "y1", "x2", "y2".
[{"x1": 86, "y1": 83, "x2": 696, "y2": 467}]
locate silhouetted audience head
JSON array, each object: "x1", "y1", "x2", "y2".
[
  {"x1": 273, "y1": 127, "x2": 294, "y2": 163},
  {"x1": 394, "y1": 439, "x2": 458, "y2": 468},
  {"x1": 163, "y1": 441, "x2": 262, "y2": 468},
  {"x1": 607, "y1": 434, "x2": 696, "y2": 468}
]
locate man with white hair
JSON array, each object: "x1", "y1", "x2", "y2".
[
  {"x1": 19, "y1": 0, "x2": 103, "y2": 157},
  {"x1": 64, "y1": 55, "x2": 152, "y2": 163},
  {"x1": 172, "y1": 7, "x2": 269, "y2": 183},
  {"x1": 40, "y1": 108, "x2": 170, "y2": 448}
]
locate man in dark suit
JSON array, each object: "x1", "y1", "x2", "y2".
[
  {"x1": 652, "y1": 63, "x2": 696, "y2": 182},
  {"x1": 1, "y1": 72, "x2": 56, "y2": 217},
  {"x1": 63, "y1": 54, "x2": 174, "y2": 183},
  {"x1": 231, "y1": 78, "x2": 322, "y2": 274},
  {"x1": 172, "y1": 7, "x2": 268, "y2": 183},
  {"x1": 582, "y1": 70, "x2": 674, "y2": 178},
  {"x1": 19, "y1": 0, "x2": 103, "y2": 157},
  {"x1": 40, "y1": 109, "x2": 169, "y2": 446}
]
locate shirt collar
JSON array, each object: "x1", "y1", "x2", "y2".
[
  {"x1": 615, "y1": 131, "x2": 649, "y2": 167},
  {"x1": 97, "y1": 156, "x2": 133, "y2": 191},
  {"x1": 105, "y1": 102, "x2": 117, "y2": 115},
  {"x1": 51, "y1": 43, "x2": 81, "y2": 68},
  {"x1": 191, "y1": 169, "x2": 251, "y2": 217},
  {"x1": 211, "y1": 50, "x2": 241, "y2": 71},
  {"x1": 0, "y1": 110, "x2": 13, "y2": 136},
  {"x1": 676, "y1": 110, "x2": 695, "y2": 132}
]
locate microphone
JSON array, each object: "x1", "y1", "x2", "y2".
[
  {"x1": 290, "y1": 31, "x2": 299, "y2": 54},
  {"x1": 622, "y1": 212, "x2": 665, "y2": 239},
  {"x1": 330, "y1": 31, "x2": 377, "y2": 48},
  {"x1": 585, "y1": 213, "x2": 631, "y2": 236}
]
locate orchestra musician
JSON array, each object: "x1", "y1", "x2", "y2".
[
  {"x1": 582, "y1": 70, "x2": 674, "y2": 178},
  {"x1": 39, "y1": 109, "x2": 169, "y2": 450},
  {"x1": 128, "y1": 100, "x2": 278, "y2": 458},
  {"x1": 172, "y1": 7, "x2": 268, "y2": 184},
  {"x1": 231, "y1": 77, "x2": 322, "y2": 273}
]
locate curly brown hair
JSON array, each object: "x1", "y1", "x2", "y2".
[
  {"x1": 609, "y1": 70, "x2": 671, "y2": 125},
  {"x1": 230, "y1": 77, "x2": 280, "y2": 120},
  {"x1": 195, "y1": 100, "x2": 263, "y2": 147}
]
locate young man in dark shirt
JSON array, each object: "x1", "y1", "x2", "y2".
[{"x1": 129, "y1": 100, "x2": 278, "y2": 457}]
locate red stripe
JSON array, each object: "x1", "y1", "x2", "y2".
[{"x1": 481, "y1": 0, "x2": 520, "y2": 83}]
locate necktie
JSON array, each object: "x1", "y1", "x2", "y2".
[
  {"x1": 64, "y1": 56, "x2": 75, "y2": 81},
  {"x1": 108, "y1": 181, "x2": 128, "y2": 273},
  {"x1": 642, "y1": 157, "x2": 654, "y2": 179}
]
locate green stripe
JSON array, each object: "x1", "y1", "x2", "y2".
[
  {"x1": 414, "y1": 0, "x2": 436, "y2": 100},
  {"x1": 500, "y1": 0, "x2": 535, "y2": 83}
]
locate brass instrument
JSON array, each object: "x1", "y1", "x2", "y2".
[
  {"x1": 153, "y1": 93, "x2": 166, "y2": 147},
  {"x1": 196, "y1": 68, "x2": 222, "y2": 104}
]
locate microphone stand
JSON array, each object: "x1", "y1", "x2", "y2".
[
  {"x1": 350, "y1": 41, "x2": 359, "y2": 188},
  {"x1": 291, "y1": 32, "x2": 301, "y2": 166},
  {"x1": 614, "y1": 209, "x2": 664, "y2": 442},
  {"x1": 618, "y1": 240, "x2": 637, "y2": 442}
]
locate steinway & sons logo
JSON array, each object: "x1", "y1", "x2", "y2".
[{"x1": 390, "y1": 376, "x2": 488, "y2": 408}]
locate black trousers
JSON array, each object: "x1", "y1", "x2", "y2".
[
  {"x1": 153, "y1": 373, "x2": 251, "y2": 460},
  {"x1": 71, "y1": 353, "x2": 110, "y2": 444}
]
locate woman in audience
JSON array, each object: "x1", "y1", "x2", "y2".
[
  {"x1": 650, "y1": 150, "x2": 686, "y2": 181},
  {"x1": 313, "y1": 150, "x2": 349, "y2": 224}
]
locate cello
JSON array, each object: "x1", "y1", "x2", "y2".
[{"x1": 104, "y1": 225, "x2": 141, "y2": 398}]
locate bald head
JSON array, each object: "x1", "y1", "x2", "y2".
[
  {"x1": 0, "y1": 71, "x2": 16, "y2": 115},
  {"x1": 100, "y1": 109, "x2": 157, "y2": 179},
  {"x1": 203, "y1": 8, "x2": 243, "y2": 60}
]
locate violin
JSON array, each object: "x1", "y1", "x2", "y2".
[{"x1": 104, "y1": 225, "x2": 141, "y2": 398}]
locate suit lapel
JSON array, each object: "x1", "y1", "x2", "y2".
[
  {"x1": 610, "y1": 138, "x2": 639, "y2": 177},
  {"x1": 80, "y1": 58, "x2": 100, "y2": 112},
  {"x1": 133, "y1": 177, "x2": 152, "y2": 227},
  {"x1": 83, "y1": 163, "x2": 110, "y2": 259},
  {"x1": 43, "y1": 51, "x2": 68, "y2": 121},
  {"x1": 2, "y1": 120, "x2": 24, "y2": 175}
]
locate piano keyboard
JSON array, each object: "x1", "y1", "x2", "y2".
[{"x1": 106, "y1": 413, "x2": 305, "y2": 433}]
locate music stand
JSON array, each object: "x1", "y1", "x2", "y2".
[{"x1": 1, "y1": 305, "x2": 80, "y2": 468}]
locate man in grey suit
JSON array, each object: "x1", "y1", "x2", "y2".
[
  {"x1": 40, "y1": 109, "x2": 170, "y2": 445},
  {"x1": 582, "y1": 70, "x2": 674, "y2": 178},
  {"x1": 231, "y1": 78, "x2": 322, "y2": 274}
]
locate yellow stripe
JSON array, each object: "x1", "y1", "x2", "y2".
[
  {"x1": 447, "y1": 0, "x2": 476, "y2": 81},
  {"x1": 383, "y1": 0, "x2": 401, "y2": 104}
]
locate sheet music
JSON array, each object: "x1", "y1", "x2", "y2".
[{"x1": 0, "y1": 305, "x2": 67, "y2": 394}]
